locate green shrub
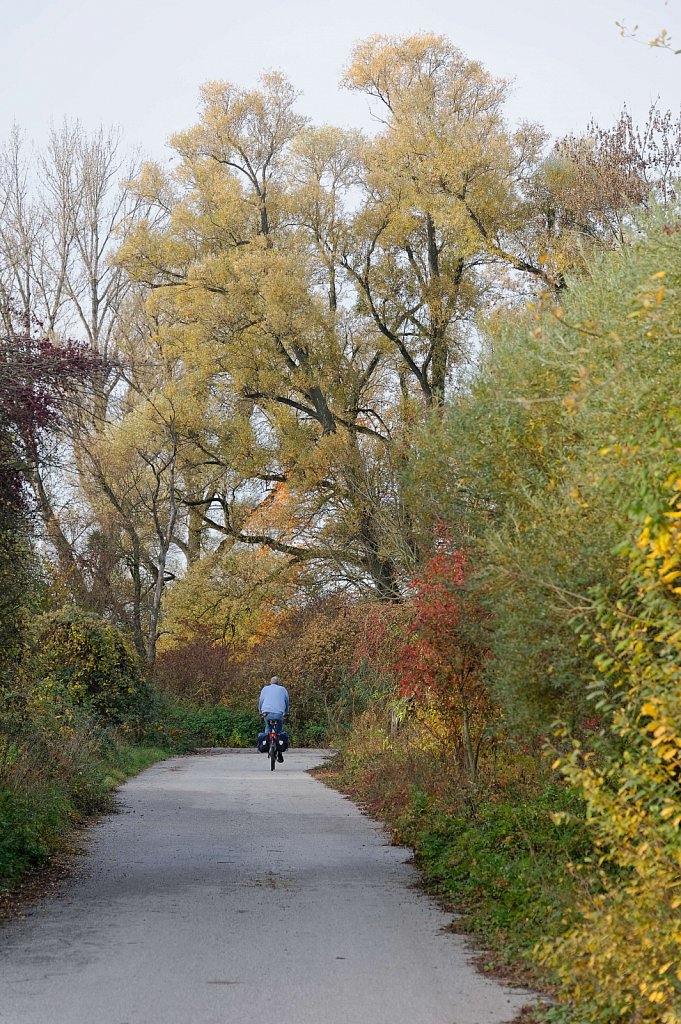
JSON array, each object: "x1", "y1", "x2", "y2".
[
  {"x1": 0, "y1": 784, "x2": 67, "y2": 883},
  {"x1": 0, "y1": 687, "x2": 168, "y2": 892},
  {"x1": 403, "y1": 784, "x2": 588, "y2": 966},
  {"x1": 148, "y1": 696, "x2": 339, "y2": 750},
  {"x1": 0, "y1": 426, "x2": 36, "y2": 676},
  {"x1": 26, "y1": 607, "x2": 151, "y2": 725},
  {"x1": 412, "y1": 211, "x2": 681, "y2": 735},
  {"x1": 178, "y1": 705, "x2": 262, "y2": 747},
  {"x1": 144, "y1": 698, "x2": 263, "y2": 750}
]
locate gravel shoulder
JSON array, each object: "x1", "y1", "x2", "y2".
[{"x1": 0, "y1": 748, "x2": 535, "y2": 1024}]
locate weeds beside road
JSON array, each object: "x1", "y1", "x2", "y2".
[
  {"x1": 0, "y1": 694, "x2": 264, "y2": 900},
  {"x1": 320, "y1": 724, "x2": 590, "y2": 1015}
]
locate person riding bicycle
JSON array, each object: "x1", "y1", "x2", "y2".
[{"x1": 258, "y1": 676, "x2": 289, "y2": 762}]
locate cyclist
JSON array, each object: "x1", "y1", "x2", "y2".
[{"x1": 258, "y1": 676, "x2": 289, "y2": 762}]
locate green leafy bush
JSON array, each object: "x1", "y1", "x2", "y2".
[
  {"x1": 168, "y1": 704, "x2": 263, "y2": 748},
  {"x1": 407, "y1": 211, "x2": 681, "y2": 735},
  {"x1": 26, "y1": 607, "x2": 151, "y2": 725},
  {"x1": 407, "y1": 784, "x2": 588, "y2": 967}
]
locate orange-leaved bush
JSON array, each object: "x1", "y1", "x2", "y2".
[{"x1": 394, "y1": 546, "x2": 495, "y2": 779}]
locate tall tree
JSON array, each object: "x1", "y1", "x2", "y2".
[
  {"x1": 341, "y1": 33, "x2": 550, "y2": 402},
  {"x1": 0, "y1": 124, "x2": 144, "y2": 603},
  {"x1": 120, "y1": 74, "x2": 411, "y2": 600}
]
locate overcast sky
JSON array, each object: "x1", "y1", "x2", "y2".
[{"x1": 2, "y1": 0, "x2": 679, "y2": 159}]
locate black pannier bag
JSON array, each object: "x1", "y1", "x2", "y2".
[
  {"x1": 276, "y1": 732, "x2": 289, "y2": 753},
  {"x1": 257, "y1": 732, "x2": 269, "y2": 753}
]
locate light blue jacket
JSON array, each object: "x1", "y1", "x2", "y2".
[{"x1": 258, "y1": 683, "x2": 289, "y2": 717}]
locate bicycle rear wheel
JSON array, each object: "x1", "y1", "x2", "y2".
[{"x1": 270, "y1": 740, "x2": 277, "y2": 771}]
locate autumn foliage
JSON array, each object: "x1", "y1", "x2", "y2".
[
  {"x1": 540, "y1": 472, "x2": 681, "y2": 1022},
  {"x1": 391, "y1": 548, "x2": 492, "y2": 778},
  {"x1": 347, "y1": 543, "x2": 495, "y2": 780},
  {"x1": 26, "y1": 608, "x2": 150, "y2": 726},
  {"x1": 2, "y1": 34, "x2": 681, "y2": 1024}
]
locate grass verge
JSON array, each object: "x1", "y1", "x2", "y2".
[
  {"x1": 319, "y1": 739, "x2": 589, "y2": 1008},
  {"x1": 0, "y1": 733, "x2": 169, "y2": 899},
  {"x1": 0, "y1": 741, "x2": 169, "y2": 919}
]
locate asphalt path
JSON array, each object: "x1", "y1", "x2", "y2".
[{"x1": 0, "y1": 749, "x2": 533, "y2": 1024}]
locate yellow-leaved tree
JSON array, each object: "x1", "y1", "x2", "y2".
[{"x1": 109, "y1": 36, "x2": 662, "y2": 649}]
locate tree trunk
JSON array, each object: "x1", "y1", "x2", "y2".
[
  {"x1": 187, "y1": 506, "x2": 203, "y2": 565},
  {"x1": 127, "y1": 534, "x2": 145, "y2": 663},
  {"x1": 26, "y1": 441, "x2": 87, "y2": 604},
  {"x1": 460, "y1": 692, "x2": 477, "y2": 781},
  {"x1": 429, "y1": 327, "x2": 448, "y2": 405},
  {"x1": 145, "y1": 437, "x2": 179, "y2": 670}
]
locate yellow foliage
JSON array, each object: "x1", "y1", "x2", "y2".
[{"x1": 540, "y1": 474, "x2": 681, "y2": 1022}]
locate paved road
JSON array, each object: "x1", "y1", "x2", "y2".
[{"x1": 0, "y1": 749, "x2": 532, "y2": 1024}]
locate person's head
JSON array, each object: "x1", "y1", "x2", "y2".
[{"x1": 270, "y1": 675, "x2": 281, "y2": 686}]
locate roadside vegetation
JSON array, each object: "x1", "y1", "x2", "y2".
[
  {"x1": 321, "y1": 218, "x2": 681, "y2": 1022},
  {"x1": 1, "y1": 31, "x2": 680, "y2": 1023}
]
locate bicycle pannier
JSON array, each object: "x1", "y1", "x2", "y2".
[{"x1": 276, "y1": 732, "x2": 289, "y2": 753}]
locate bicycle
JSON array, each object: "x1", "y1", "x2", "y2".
[{"x1": 263, "y1": 716, "x2": 288, "y2": 771}]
